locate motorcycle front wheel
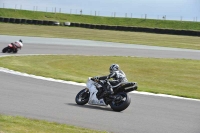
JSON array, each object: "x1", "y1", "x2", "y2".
[
  {"x1": 2, "y1": 47, "x2": 8, "y2": 53},
  {"x1": 109, "y1": 92, "x2": 131, "y2": 112},
  {"x1": 75, "y1": 89, "x2": 90, "y2": 105}
]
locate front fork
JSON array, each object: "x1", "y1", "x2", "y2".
[{"x1": 84, "y1": 88, "x2": 89, "y2": 92}]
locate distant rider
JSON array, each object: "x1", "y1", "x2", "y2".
[
  {"x1": 11, "y1": 39, "x2": 23, "y2": 52},
  {"x1": 93, "y1": 64, "x2": 128, "y2": 97}
]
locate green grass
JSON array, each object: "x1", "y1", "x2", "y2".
[
  {"x1": 0, "y1": 115, "x2": 106, "y2": 133},
  {"x1": 1, "y1": 23, "x2": 200, "y2": 50},
  {"x1": 0, "y1": 55, "x2": 200, "y2": 99},
  {"x1": 1, "y1": 8, "x2": 200, "y2": 31}
]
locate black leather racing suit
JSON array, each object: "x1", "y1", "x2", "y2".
[{"x1": 98, "y1": 70, "x2": 128, "y2": 94}]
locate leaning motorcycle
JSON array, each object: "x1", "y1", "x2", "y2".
[
  {"x1": 75, "y1": 77, "x2": 138, "y2": 112},
  {"x1": 2, "y1": 43, "x2": 18, "y2": 53}
]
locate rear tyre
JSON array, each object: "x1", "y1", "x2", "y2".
[
  {"x1": 109, "y1": 92, "x2": 131, "y2": 112},
  {"x1": 75, "y1": 89, "x2": 90, "y2": 105},
  {"x1": 13, "y1": 49, "x2": 18, "y2": 53},
  {"x1": 2, "y1": 47, "x2": 8, "y2": 53}
]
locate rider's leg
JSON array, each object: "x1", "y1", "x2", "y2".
[
  {"x1": 105, "y1": 81, "x2": 120, "y2": 97},
  {"x1": 11, "y1": 43, "x2": 17, "y2": 51}
]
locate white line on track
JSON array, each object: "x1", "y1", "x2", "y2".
[{"x1": 1, "y1": 54, "x2": 200, "y2": 102}]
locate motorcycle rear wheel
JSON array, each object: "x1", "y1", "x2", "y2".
[
  {"x1": 75, "y1": 89, "x2": 90, "y2": 105},
  {"x1": 109, "y1": 92, "x2": 131, "y2": 112},
  {"x1": 13, "y1": 49, "x2": 18, "y2": 53}
]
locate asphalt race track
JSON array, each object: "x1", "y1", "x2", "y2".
[
  {"x1": 0, "y1": 35, "x2": 200, "y2": 59},
  {"x1": 0, "y1": 35, "x2": 200, "y2": 133}
]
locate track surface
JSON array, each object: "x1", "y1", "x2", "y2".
[
  {"x1": 0, "y1": 35, "x2": 200, "y2": 133},
  {"x1": 0, "y1": 35, "x2": 200, "y2": 59}
]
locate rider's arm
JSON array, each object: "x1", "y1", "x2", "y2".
[
  {"x1": 107, "y1": 72, "x2": 116, "y2": 79},
  {"x1": 93, "y1": 73, "x2": 116, "y2": 81},
  {"x1": 98, "y1": 76, "x2": 108, "y2": 80}
]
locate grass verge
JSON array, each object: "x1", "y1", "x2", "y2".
[
  {"x1": 0, "y1": 23, "x2": 200, "y2": 50},
  {"x1": 0, "y1": 55, "x2": 200, "y2": 99},
  {"x1": 0, "y1": 115, "x2": 106, "y2": 133},
  {"x1": 1, "y1": 8, "x2": 200, "y2": 31}
]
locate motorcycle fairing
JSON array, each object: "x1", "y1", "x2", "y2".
[
  {"x1": 8, "y1": 44, "x2": 13, "y2": 47},
  {"x1": 87, "y1": 78, "x2": 107, "y2": 106}
]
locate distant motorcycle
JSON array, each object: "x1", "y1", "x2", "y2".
[
  {"x1": 75, "y1": 77, "x2": 138, "y2": 112},
  {"x1": 2, "y1": 43, "x2": 18, "y2": 53}
]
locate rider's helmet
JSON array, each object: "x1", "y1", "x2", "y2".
[
  {"x1": 18, "y1": 39, "x2": 23, "y2": 48},
  {"x1": 109, "y1": 64, "x2": 119, "y2": 73}
]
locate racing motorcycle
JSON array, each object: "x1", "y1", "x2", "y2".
[
  {"x1": 75, "y1": 77, "x2": 138, "y2": 112},
  {"x1": 2, "y1": 43, "x2": 18, "y2": 53}
]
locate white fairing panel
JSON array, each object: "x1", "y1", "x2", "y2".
[{"x1": 87, "y1": 78, "x2": 107, "y2": 106}]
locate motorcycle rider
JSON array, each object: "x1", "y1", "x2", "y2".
[
  {"x1": 11, "y1": 39, "x2": 23, "y2": 52},
  {"x1": 93, "y1": 64, "x2": 128, "y2": 97}
]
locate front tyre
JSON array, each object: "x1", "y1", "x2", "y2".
[
  {"x1": 110, "y1": 92, "x2": 131, "y2": 112},
  {"x1": 2, "y1": 47, "x2": 8, "y2": 53},
  {"x1": 75, "y1": 89, "x2": 90, "y2": 105}
]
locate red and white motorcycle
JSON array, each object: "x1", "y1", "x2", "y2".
[
  {"x1": 2, "y1": 40, "x2": 23, "y2": 54},
  {"x1": 2, "y1": 43, "x2": 19, "y2": 53}
]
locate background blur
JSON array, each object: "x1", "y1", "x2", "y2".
[{"x1": 0, "y1": 0, "x2": 200, "y2": 22}]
